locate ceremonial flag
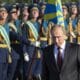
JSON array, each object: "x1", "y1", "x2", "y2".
[{"x1": 44, "y1": 0, "x2": 64, "y2": 27}]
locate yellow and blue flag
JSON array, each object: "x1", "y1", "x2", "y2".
[{"x1": 44, "y1": 0, "x2": 64, "y2": 27}]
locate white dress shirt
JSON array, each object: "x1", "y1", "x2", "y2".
[{"x1": 54, "y1": 41, "x2": 66, "y2": 62}]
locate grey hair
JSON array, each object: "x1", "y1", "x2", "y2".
[
  {"x1": 51, "y1": 24, "x2": 67, "y2": 35},
  {"x1": 51, "y1": 24, "x2": 68, "y2": 40}
]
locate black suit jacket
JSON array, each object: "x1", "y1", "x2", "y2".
[{"x1": 42, "y1": 43, "x2": 80, "y2": 80}]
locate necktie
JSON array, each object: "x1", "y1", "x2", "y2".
[{"x1": 57, "y1": 47, "x2": 63, "y2": 70}]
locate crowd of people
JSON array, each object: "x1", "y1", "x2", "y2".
[{"x1": 0, "y1": 1, "x2": 80, "y2": 80}]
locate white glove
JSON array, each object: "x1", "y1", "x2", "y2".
[
  {"x1": 35, "y1": 41, "x2": 40, "y2": 47},
  {"x1": 24, "y1": 53, "x2": 29, "y2": 62},
  {"x1": 70, "y1": 32, "x2": 76, "y2": 38},
  {"x1": 31, "y1": 41, "x2": 40, "y2": 47}
]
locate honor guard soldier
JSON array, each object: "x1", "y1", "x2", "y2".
[
  {"x1": 38, "y1": 2, "x2": 49, "y2": 48},
  {"x1": 0, "y1": 4, "x2": 19, "y2": 80},
  {"x1": 76, "y1": 2, "x2": 80, "y2": 44},
  {"x1": 21, "y1": 3, "x2": 30, "y2": 80},
  {"x1": 21, "y1": 3, "x2": 30, "y2": 29},
  {"x1": 9, "y1": 4, "x2": 21, "y2": 34},
  {"x1": 39, "y1": 2, "x2": 46, "y2": 15},
  {"x1": 68, "y1": 2, "x2": 78, "y2": 43},
  {"x1": 62, "y1": 3, "x2": 69, "y2": 42},
  {"x1": 38, "y1": 2, "x2": 54, "y2": 46},
  {"x1": 8, "y1": 4, "x2": 30, "y2": 80},
  {"x1": 22, "y1": 3, "x2": 42, "y2": 80},
  {"x1": 62, "y1": 3, "x2": 69, "y2": 31},
  {"x1": 0, "y1": 4, "x2": 11, "y2": 80},
  {"x1": 22, "y1": 3, "x2": 29, "y2": 23}
]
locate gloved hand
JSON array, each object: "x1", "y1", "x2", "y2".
[
  {"x1": 70, "y1": 32, "x2": 76, "y2": 38},
  {"x1": 31, "y1": 41, "x2": 40, "y2": 47},
  {"x1": 24, "y1": 53, "x2": 29, "y2": 62}
]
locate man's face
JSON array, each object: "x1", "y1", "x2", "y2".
[
  {"x1": 11, "y1": 10, "x2": 18, "y2": 20},
  {"x1": 41, "y1": 7, "x2": 45, "y2": 14},
  {"x1": 31, "y1": 9, "x2": 39, "y2": 18},
  {"x1": 71, "y1": 6, "x2": 78, "y2": 15},
  {"x1": 22, "y1": 9, "x2": 29, "y2": 20},
  {"x1": 23, "y1": 9, "x2": 29, "y2": 16},
  {"x1": 1, "y1": 11, "x2": 8, "y2": 20},
  {"x1": 62, "y1": 7, "x2": 68, "y2": 16},
  {"x1": 51, "y1": 27, "x2": 65, "y2": 47}
]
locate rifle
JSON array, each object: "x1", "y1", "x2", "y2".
[
  {"x1": 68, "y1": 18, "x2": 74, "y2": 43},
  {"x1": 47, "y1": 22, "x2": 54, "y2": 45},
  {"x1": 26, "y1": 46, "x2": 39, "y2": 80}
]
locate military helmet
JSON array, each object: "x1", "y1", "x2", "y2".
[
  {"x1": 22, "y1": 3, "x2": 29, "y2": 10},
  {"x1": 29, "y1": 3, "x2": 40, "y2": 12},
  {"x1": 71, "y1": 2, "x2": 77, "y2": 8},
  {"x1": 0, "y1": 3, "x2": 8, "y2": 12},
  {"x1": 39, "y1": 2, "x2": 46, "y2": 9},
  {"x1": 9, "y1": 4, "x2": 17, "y2": 13}
]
